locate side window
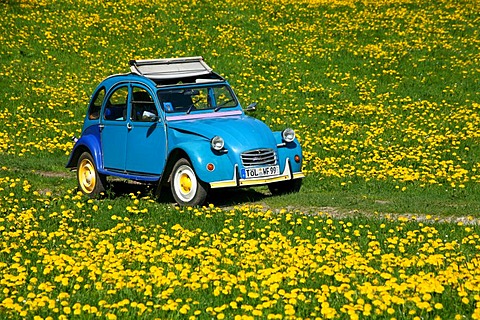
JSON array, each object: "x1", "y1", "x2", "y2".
[
  {"x1": 88, "y1": 88, "x2": 105, "y2": 120},
  {"x1": 131, "y1": 87, "x2": 158, "y2": 122},
  {"x1": 104, "y1": 86, "x2": 128, "y2": 121}
]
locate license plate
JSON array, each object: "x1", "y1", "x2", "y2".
[{"x1": 241, "y1": 165, "x2": 280, "y2": 179}]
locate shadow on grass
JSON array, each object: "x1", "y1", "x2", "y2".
[
  {"x1": 207, "y1": 187, "x2": 269, "y2": 207},
  {"x1": 104, "y1": 179, "x2": 269, "y2": 207},
  {"x1": 105, "y1": 180, "x2": 155, "y2": 198}
]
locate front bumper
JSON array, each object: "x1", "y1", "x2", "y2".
[{"x1": 209, "y1": 159, "x2": 304, "y2": 189}]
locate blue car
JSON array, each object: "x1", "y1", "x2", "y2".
[{"x1": 67, "y1": 57, "x2": 304, "y2": 206}]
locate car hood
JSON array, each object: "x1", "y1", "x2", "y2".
[{"x1": 168, "y1": 115, "x2": 277, "y2": 152}]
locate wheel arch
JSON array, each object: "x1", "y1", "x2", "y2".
[
  {"x1": 66, "y1": 135, "x2": 103, "y2": 172},
  {"x1": 160, "y1": 148, "x2": 191, "y2": 186},
  {"x1": 67, "y1": 145, "x2": 89, "y2": 169}
]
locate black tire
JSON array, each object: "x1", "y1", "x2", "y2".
[
  {"x1": 77, "y1": 152, "x2": 106, "y2": 197},
  {"x1": 154, "y1": 181, "x2": 174, "y2": 203},
  {"x1": 268, "y1": 178, "x2": 302, "y2": 196},
  {"x1": 170, "y1": 158, "x2": 208, "y2": 206}
]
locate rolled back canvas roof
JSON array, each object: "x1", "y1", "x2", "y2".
[{"x1": 129, "y1": 56, "x2": 213, "y2": 80}]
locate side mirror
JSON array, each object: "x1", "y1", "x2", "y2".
[
  {"x1": 142, "y1": 111, "x2": 159, "y2": 122},
  {"x1": 245, "y1": 102, "x2": 257, "y2": 112}
]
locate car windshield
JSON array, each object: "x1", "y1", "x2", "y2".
[{"x1": 158, "y1": 84, "x2": 238, "y2": 114}]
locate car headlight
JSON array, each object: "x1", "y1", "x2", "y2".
[
  {"x1": 211, "y1": 135, "x2": 225, "y2": 150},
  {"x1": 282, "y1": 128, "x2": 295, "y2": 143}
]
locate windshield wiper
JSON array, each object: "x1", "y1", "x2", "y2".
[
  {"x1": 186, "y1": 98, "x2": 201, "y2": 114},
  {"x1": 214, "y1": 98, "x2": 235, "y2": 112}
]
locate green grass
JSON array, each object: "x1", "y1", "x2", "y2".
[
  {"x1": 1, "y1": 0, "x2": 480, "y2": 318},
  {"x1": 0, "y1": 173, "x2": 479, "y2": 318}
]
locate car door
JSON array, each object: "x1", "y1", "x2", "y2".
[
  {"x1": 101, "y1": 84, "x2": 129, "y2": 171},
  {"x1": 125, "y1": 85, "x2": 167, "y2": 175}
]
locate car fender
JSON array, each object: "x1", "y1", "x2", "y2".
[
  {"x1": 273, "y1": 131, "x2": 303, "y2": 174},
  {"x1": 66, "y1": 125, "x2": 104, "y2": 172},
  {"x1": 170, "y1": 141, "x2": 235, "y2": 184}
]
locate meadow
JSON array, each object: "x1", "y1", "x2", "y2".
[{"x1": 1, "y1": 0, "x2": 480, "y2": 318}]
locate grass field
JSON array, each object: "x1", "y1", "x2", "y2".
[{"x1": 1, "y1": 0, "x2": 480, "y2": 318}]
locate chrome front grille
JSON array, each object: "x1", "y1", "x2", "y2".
[{"x1": 241, "y1": 149, "x2": 277, "y2": 167}]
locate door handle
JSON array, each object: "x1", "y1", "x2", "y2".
[{"x1": 127, "y1": 123, "x2": 133, "y2": 130}]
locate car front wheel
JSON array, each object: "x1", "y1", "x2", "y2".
[
  {"x1": 170, "y1": 158, "x2": 208, "y2": 206},
  {"x1": 77, "y1": 152, "x2": 106, "y2": 196}
]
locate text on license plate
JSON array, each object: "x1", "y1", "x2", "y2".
[{"x1": 241, "y1": 166, "x2": 280, "y2": 179}]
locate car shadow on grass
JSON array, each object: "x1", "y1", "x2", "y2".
[
  {"x1": 104, "y1": 180, "x2": 155, "y2": 198},
  {"x1": 207, "y1": 187, "x2": 269, "y2": 207},
  {"x1": 104, "y1": 179, "x2": 269, "y2": 207}
]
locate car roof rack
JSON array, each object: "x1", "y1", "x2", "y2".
[{"x1": 129, "y1": 56, "x2": 216, "y2": 80}]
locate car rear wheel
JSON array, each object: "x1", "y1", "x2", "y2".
[
  {"x1": 268, "y1": 178, "x2": 302, "y2": 196},
  {"x1": 77, "y1": 152, "x2": 106, "y2": 196},
  {"x1": 171, "y1": 158, "x2": 207, "y2": 206}
]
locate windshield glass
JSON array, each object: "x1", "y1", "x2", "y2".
[{"x1": 158, "y1": 84, "x2": 238, "y2": 113}]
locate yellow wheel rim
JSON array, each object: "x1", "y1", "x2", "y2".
[
  {"x1": 173, "y1": 164, "x2": 198, "y2": 203},
  {"x1": 78, "y1": 158, "x2": 96, "y2": 193},
  {"x1": 180, "y1": 173, "x2": 192, "y2": 193}
]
